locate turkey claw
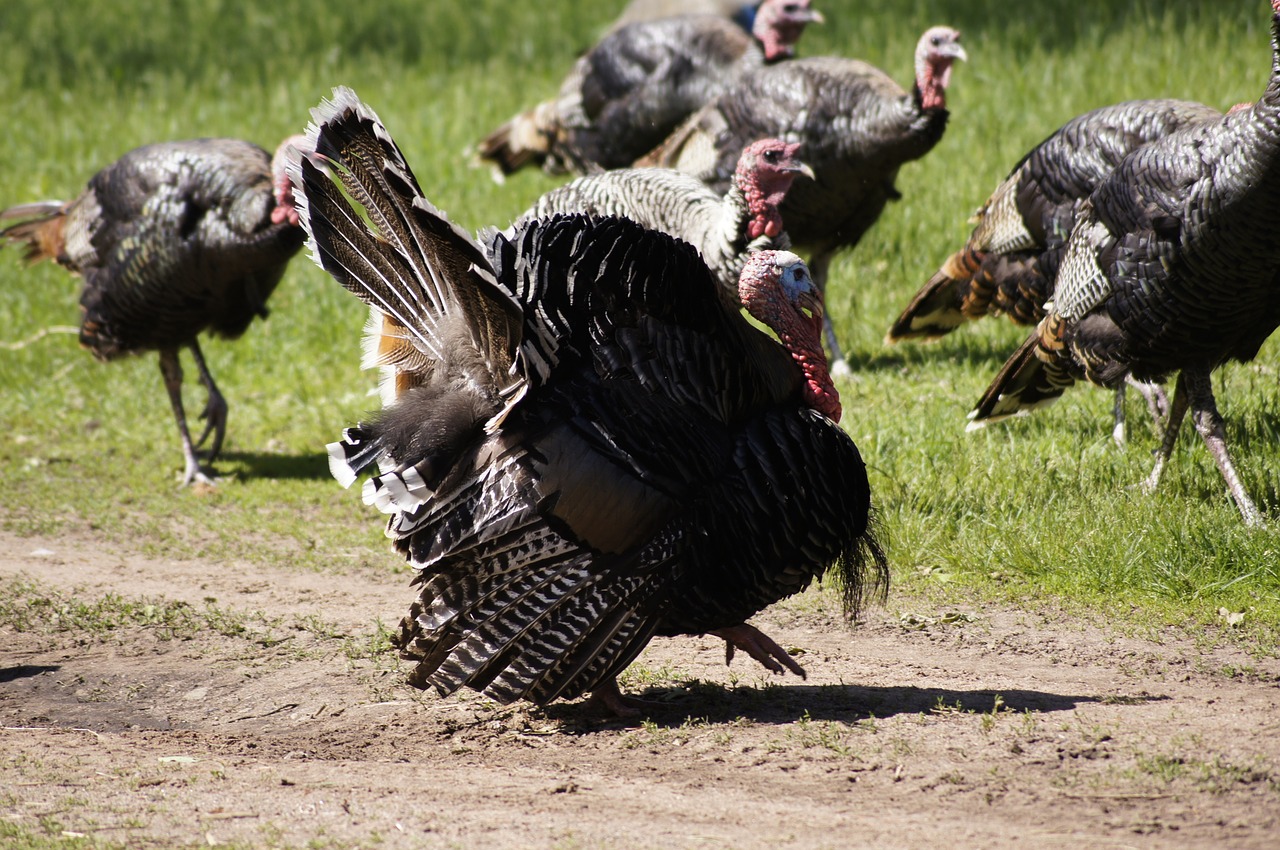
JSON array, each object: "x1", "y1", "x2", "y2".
[{"x1": 711, "y1": 624, "x2": 807, "y2": 678}]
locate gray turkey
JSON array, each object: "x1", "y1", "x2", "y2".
[
  {"x1": 516, "y1": 137, "x2": 813, "y2": 302},
  {"x1": 967, "y1": 0, "x2": 1280, "y2": 527},
  {"x1": 885, "y1": 98, "x2": 1224, "y2": 443},
  {"x1": 296, "y1": 87, "x2": 886, "y2": 714},
  {"x1": 0, "y1": 136, "x2": 310, "y2": 486},
  {"x1": 607, "y1": 0, "x2": 759, "y2": 34},
  {"x1": 640, "y1": 26, "x2": 968, "y2": 373},
  {"x1": 476, "y1": 0, "x2": 823, "y2": 176}
]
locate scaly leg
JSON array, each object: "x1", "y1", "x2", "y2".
[
  {"x1": 1183, "y1": 369, "x2": 1263, "y2": 527},
  {"x1": 158, "y1": 349, "x2": 215, "y2": 486},
  {"x1": 710, "y1": 623, "x2": 806, "y2": 678},
  {"x1": 1114, "y1": 378, "x2": 1170, "y2": 447},
  {"x1": 1129, "y1": 376, "x2": 1170, "y2": 425},
  {"x1": 188, "y1": 339, "x2": 227, "y2": 462},
  {"x1": 1141, "y1": 372, "x2": 1190, "y2": 496},
  {"x1": 1111, "y1": 382, "x2": 1127, "y2": 447}
]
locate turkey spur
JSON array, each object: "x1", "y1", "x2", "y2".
[{"x1": 294, "y1": 87, "x2": 886, "y2": 714}]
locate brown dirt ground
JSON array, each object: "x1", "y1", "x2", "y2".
[{"x1": 1, "y1": 530, "x2": 1278, "y2": 849}]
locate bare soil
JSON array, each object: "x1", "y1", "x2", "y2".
[{"x1": 1, "y1": 530, "x2": 1278, "y2": 849}]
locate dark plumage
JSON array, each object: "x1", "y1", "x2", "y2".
[
  {"x1": 476, "y1": 0, "x2": 822, "y2": 176},
  {"x1": 606, "y1": 0, "x2": 759, "y2": 34},
  {"x1": 641, "y1": 26, "x2": 968, "y2": 372},
  {"x1": 517, "y1": 138, "x2": 813, "y2": 301},
  {"x1": 297, "y1": 87, "x2": 886, "y2": 713},
  {"x1": 887, "y1": 99, "x2": 1224, "y2": 343},
  {"x1": 0, "y1": 136, "x2": 309, "y2": 485},
  {"x1": 887, "y1": 98, "x2": 1224, "y2": 444},
  {"x1": 968, "y1": 1, "x2": 1280, "y2": 527}
]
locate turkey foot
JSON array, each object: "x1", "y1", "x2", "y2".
[
  {"x1": 711, "y1": 623, "x2": 806, "y2": 678},
  {"x1": 159, "y1": 348, "x2": 218, "y2": 487},
  {"x1": 189, "y1": 340, "x2": 228, "y2": 462},
  {"x1": 584, "y1": 679, "x2": 664, "y2": 719}
]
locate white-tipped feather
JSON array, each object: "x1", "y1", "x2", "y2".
[{"x1": 328, "y1": 441, "x2": 360, "y2": 488}]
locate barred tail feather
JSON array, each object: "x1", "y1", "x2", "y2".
[
  {"x1": 885, "y1": 248, "x2": 984, "y2": 342},
  {"x1": 327, "y1": 426, "x2": 381, "y2": 488},
  {"x1": 967, "y1": 332, "x2": 1071, "y2": 427}
]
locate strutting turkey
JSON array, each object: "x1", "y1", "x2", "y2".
[
  {"x1": 295, "y1": 87, "x2": 886, "y2": 714},
  {"x1": 640, "y1": 26, "x2": 968, "y2": 374},
  {"x1": 885, "y1": 98, "x2": 1224, "y2": 443},
  {"x1": 516, "y1": 137, "x2": 813, "y2": 302},
  {"x1": 967, "y1": 0, "x2": 1280, "y2": 527},
  {"x1": 0, "y1": 136, "x2": 310, "y2": 486},
  {"x1": 476, "y1": 0, "x2": 823, "y2": 177}
]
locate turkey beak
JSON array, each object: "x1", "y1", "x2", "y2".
[
  {"x1": 797, "y1": 287, "x2": 825, "y2": 336},
  {"x1": 780, "y1": 142, "x2": 815, "y2": 181},
  {"x1": 804, "y1": 10, "x2": 826, "y2": 24}
]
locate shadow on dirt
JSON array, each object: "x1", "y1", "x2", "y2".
[
  {"x1": 545, "y1": 681, "x2": 1166, "y2": 729},
  {"x1": 217, "y1": 451, "x2": 334, "y2": 482},
  {"x1": 0, "y1": 664, "x2": 60, "y2": 683}
]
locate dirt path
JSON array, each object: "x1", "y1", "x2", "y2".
[{"x1": 1, "y1": 530, "x2": 1277, "y2": 849}]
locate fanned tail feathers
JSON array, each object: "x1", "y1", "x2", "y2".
[
  {"x1": 291, "y1": 86, "x2": 524, "y2": 394},
  {"x1": 392, "y1": 453, "x2": 669, "y2": 705}
]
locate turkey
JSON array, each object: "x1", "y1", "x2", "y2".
[
  {"x1": 885, "y1": 98, "x2": 1224, "y2": 443},
  {"x1": 295, "y1": 87, "x2": 886, "y2": 714},
  {"x1": 0, "y1": 136, "x2": 310, "y2": 486},
  {"x1": 476, "y1": 0, "x2": 823, "y2": 176},
  {"x1": 886, "y1": 99, "x2": 1224, "y2": 343},
  {"x1": 641, "y1": 26, "x2": 968, "y2": 373},
  {"x1": 967, "y1": 0, "x2": 1280, "y2": 527},
  {"x1": 516, "y1": 137, "x2": 813, "y2": 302},
  {"x1": 607, "y1": 0, "x2": 759, "y2": 34}
]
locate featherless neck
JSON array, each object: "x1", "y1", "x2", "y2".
[
  {"x1": 731, "y1": 172, "x2": 786, "y2": 241},
  {"x1": 915, "y1": 60, "x2": 950, "y2": 112},
  {"x1": 783, "y1": 326, "x2": 842, "y2": 422},
  {"x1": 740, "y1": 268, "x2": 842, "y2": 422}
]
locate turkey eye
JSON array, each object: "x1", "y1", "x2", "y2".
[
  {"x1": 764, "y1": 149, "x2": 780, "y2": 162},
  {"x1": 931, "y1": 36, "x2": 942, "y2": 46}
]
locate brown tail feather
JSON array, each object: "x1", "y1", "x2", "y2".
[
  {"x1": 476, "y1": 101, "x2": 559, "y2": 175},
  {"x1": 885, "y1": 247, "x2": 984, "y2": 343},
  {"x1": 0, "y1": 201, "x2": 68, "y2": 264},
  {"x1": 967, "y1": 328, "x2": 1073, "y2": 426}
]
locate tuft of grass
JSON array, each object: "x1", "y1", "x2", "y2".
[{"x1": 0, "y1": 0, "x2": 1278, "y2": 641}]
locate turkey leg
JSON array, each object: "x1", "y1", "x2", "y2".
[
  {"x1": 188, "y1": 339, "x2": 228, "y2": 462},
  {"x1": 1141, "y1": 371, "x2": 1191, "y2": 496},
  {"x1": 158, "y1": 348, "x2": 216, "y2": 486},
  {"x1": 1184, "y1": 369, "x2": 1263, "y2": 527}
]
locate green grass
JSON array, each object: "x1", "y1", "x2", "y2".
[{"x1": 1, "y1": 0, "x2": 1279, "y2": 637}]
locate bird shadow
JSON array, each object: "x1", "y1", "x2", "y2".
[
  {"x1": 215, "y1": 451, "x2": 335, "y2": 482},
  {"x1": 543, "y1": 680, "x2": 1153, "y2": 731},
  {"x1": 0, "y1": 665, "x2": 61, "y2": 684}
]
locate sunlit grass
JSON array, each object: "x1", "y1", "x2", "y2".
[{"x1": 0, "y1": 0, "x2": 1278, "y2": 638}]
